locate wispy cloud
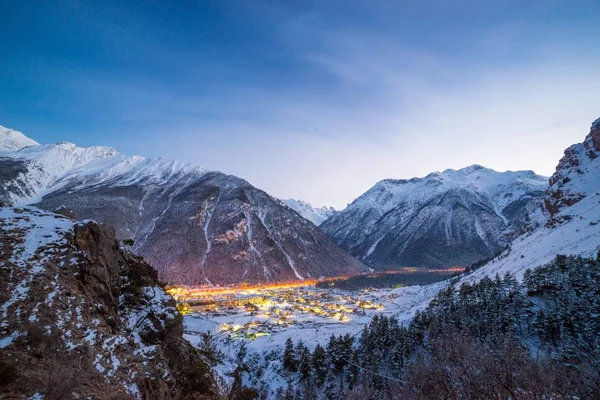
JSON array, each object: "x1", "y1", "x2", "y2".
[{"x1": 3, "y1": 1, "x2": 600, "y2": 208}]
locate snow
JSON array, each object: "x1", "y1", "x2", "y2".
[
  {"x1": 199, "y1": 193, "x2": 221, "y2": 285},
  {"x1": 83, "y1": 327, "x2": 97, "y2": 344},
  {"x1": 123, "y1": 382, "x2": 141, "y2": 399},
  {"x1": 183, "y1": 283, "x2": 442, "y2": 356},
  {"x1": 462, "y1": 194, "x2": 600, "y2": 283},
  {"x1": 257, "y1": 207, "x2": 304, "y2": 280},
  {"x1": 182, "y1": 282, "x2": 443, "y2": 399},
  {"x1": 0, "y1": 330, "x2": 22, "y2": 349},
  {"x1": 350, "y1": 165, "x2": 547, "y2": 218},
  {"x1": 461, "y1": 126, "x2": 600, "y2": 283},
  {"x1": 0, "y1": 207, "x2": 73, "y2": 267},
  {"x1": 0, "y1": 125, "x2": 40, "y2": 150},
  {"x1": 184, "y1": 124, "x2": 599, "y2": 399},
  {"x1": 125, "y1": 285, "x2": 178, "y2": 350},
  {"x1": 0, "y1": 125, "x2": 208, "y2": 206},
  {"x1": 282, "y1": 199, "x2": 337, "y2": 226},
  {"x1": 0, "y1": 207, "x2": 74, "y2": 320},
  {"x1": 323, "y1": 164, "x2": 548, "y2": 258}
]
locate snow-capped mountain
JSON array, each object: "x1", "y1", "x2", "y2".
[
  {"x1": 320, "y1": 165, "x2": 548, "y2": 269},
  {"x1": 281, "y1": 199, "x2": 337, "y2": 226},
  {"x1": 0, "y1": 126, "x2": 40, "y2": 150},
  {"x1": 0, "y1": 125, "x2": 365, "y2": 285},
  {"x1": 460, "y1": 117, "x2": 600, "y2": 282}
]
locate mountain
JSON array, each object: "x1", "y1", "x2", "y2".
[
  {"x1": 0, "y1": 126, "x2": 39, "y2": 150},
  {"x1": 320, "y1": 165, "x2": 548, "y2": 269},
  {"x1": 281, "y1": 199, "x2": 337, "y2": 226},
  {"x1": 461, "y1": 117, "x2": 600, "y2": 282},
  {"x1": 0, "y1": 125, "x2": 365, "y2": 285},
  {"x1": 0, "y1": 207, "x2": 217, "y2": 398}
]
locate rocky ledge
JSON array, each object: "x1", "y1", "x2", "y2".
[{"x1": 0, "y1": 207, "x2": 217, "y2": 399}]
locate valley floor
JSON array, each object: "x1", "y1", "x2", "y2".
[{"x1": 181, "y1": 282, "x2": 444, "y2": 391}]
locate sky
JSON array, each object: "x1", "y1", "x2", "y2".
[{"x1": 1, "y1": 0, "x2": 600, "y2": 209}]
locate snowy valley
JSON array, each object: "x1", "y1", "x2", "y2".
[
  {"x1": 2, "y1": 117, "x2": 600, "y2": 399},
  {"x1": 176, "y1": 117, "x2": 600, "y2": 398}
]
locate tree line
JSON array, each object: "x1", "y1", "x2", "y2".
[{"x1": 246, "y1": 253, "x2": 600, "y2": 399}]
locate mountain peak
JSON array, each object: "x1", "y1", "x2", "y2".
[
  {"x1": 591, "y1": 117, "x2": 600, "y2": 130},
  {"x1": 0, "y1": 125, "x2": 40, "y2": 150},
  {"x1": 462, "y1": 164, "x2": 487, "y2": 172},
  {"x1": 322, "y1": 164, "x2": 548, "y2": 268},
  {"x1": 282, "y1": 198, "x2": 337, "y2": 226}
]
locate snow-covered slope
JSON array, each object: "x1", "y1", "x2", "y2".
[
  {"x1": 461, "y1": 117, "x2": 600, "y2": 283},
  {"x1": 0, "y1": 125, "x2": 40, "y2": 150},
  {"x1": 0, "y1": 139, "x2": 120, "y2": 205},
  {"x1": 0, "y1": 126, "x2": 365, "y2": 285},
  {"x1": 321, "y1": 165, "x2": 548, "y2": 269},
  {"x1": 281, "y1": 199, "x2": 337, "y2": 226}
]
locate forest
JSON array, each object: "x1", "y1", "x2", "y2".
[{"x1": 243, "y1": 253, "x2": 600, "y2": 399}]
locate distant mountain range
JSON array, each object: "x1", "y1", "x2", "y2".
[
  {"x1": 322, "y1": 118, "x2": 600, "y2": 273},
  {"x1": 321, "y1": 165, "x2": 548, "y2": 270},
  {"x1": 2, "y1": 117, "x2": 599, "y2": 285},
  {"x1": 281, "y1": 199, "x2": 337, "y2": 226},
  {"x1": 0, "y1": 126, "x2": 365, "y2": 285}
]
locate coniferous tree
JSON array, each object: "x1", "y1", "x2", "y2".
[
  {"x1": 323, "y1": 370, "x2": 340, "y2": 400},
  {"x1": 311, "y1": 344, "x2": 328, "y2": 387},
  {"x1": 297, "y1": 341, "x2": 312, "y2": 381},
  {"x1": 346, "y1": 350, "x2": 360, "y2": 390},
  {"x1": 283, "y1": 337, "x2": 297, "y2": 372},
  {"x1": 283, "y1": 384, "x2": 295, "y2": 400}
]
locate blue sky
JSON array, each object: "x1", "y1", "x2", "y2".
[{"x1": 2, "y1": 0, "x2": 600, "y2": 208}]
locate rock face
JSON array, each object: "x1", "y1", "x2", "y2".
[
  {"x1": 0, "y1": 126, "x2": 365, "y2": 285},
  {"x1": 321, "y1": 166, "x2": 548, "y2": 269},
  {"x1": 281, "y1": 199, "x2": 337, "y2": 226},
  {"x1": 0, "y1": 207, "x2": 217, "y2": 399},
  {"x1": 546, "y1": 118, "x2": 600, "y2": 221}
]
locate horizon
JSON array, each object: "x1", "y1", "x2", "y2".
[
  {"x1": 2, "y1": 1, "x2": 600, "y2": 208},
  {"x1": 2, "y1": 122, "x2": 558, "y2": 210}
]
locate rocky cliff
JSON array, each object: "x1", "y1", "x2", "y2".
[
  {"x1": 545, "y1": 117, "x2": 600, "y2": 221},
  {"x1": 0, "y1": 207, "x2": 217, "y2": 399}
]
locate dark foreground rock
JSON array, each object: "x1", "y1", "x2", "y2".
[{"x1": 0, "y1": 207, "x2": 217, "y2": 399}]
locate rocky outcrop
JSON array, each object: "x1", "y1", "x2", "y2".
[
  {"x1": 0, "y1": 207, "x2": 217, "y2": 399},
  {"x1": 545, "y1": 118, "x2": 600, "y2": 221},
  {"x1": 589, "y1": 117, "x2": 600, "y2": 152}
]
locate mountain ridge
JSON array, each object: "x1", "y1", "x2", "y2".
[
  {"x1": 321, "y1": 164, "x2": 548, "y2": 269},
  {"x1": 0, "y1": 126, "x2": 365, "y2": 285},
  {"x1": 281, "y1": 198, "x2": 337, "y2": 226}
]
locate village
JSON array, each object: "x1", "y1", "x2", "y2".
[{"x1": 170, "y1": 285, "x2": 385, "y2": 342}]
